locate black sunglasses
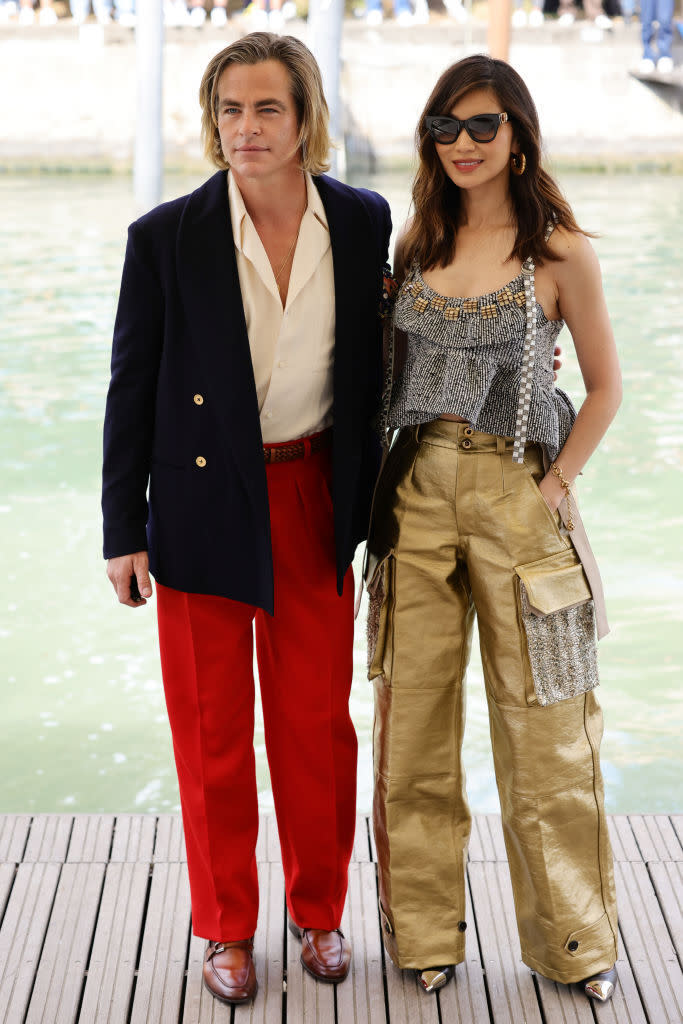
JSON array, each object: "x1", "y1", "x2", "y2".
[{"x1": 425, "y1": 112, "x2": 509, "y2": 145}]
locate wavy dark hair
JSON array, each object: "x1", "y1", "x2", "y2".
[{"x1": 400, "y1": 54, "x2": 590, "y2": 278}]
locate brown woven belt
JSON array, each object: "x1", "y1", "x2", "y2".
[{"x1": 263, "y1": 428, "x2": 332, "y2": 464}]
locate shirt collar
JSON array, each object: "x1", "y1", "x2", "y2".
[
  {"x1": 304, "y1": 172, "x2": 329, "y2": 233},
  {"x1": 228, "y1": 170, "x2": 328, "y2": 252},
  {"x1": 228, "y1": 170, "x2": 248, "y2": 253}
]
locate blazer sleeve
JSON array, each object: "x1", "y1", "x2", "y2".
[
  {"x1": 101, "y1": 220, "x2": 164, "y2": 559},
  {"x1": 356, "y1": 188, "x2": 392, "y2": 272}
]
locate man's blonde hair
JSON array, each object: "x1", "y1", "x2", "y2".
[{"x1": 199, "y1": 32, "x2": 331, "y2": 175}]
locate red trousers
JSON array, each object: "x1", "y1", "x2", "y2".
[{"x1": 156, "y1": 446, "x2": 357, "y2": 940}]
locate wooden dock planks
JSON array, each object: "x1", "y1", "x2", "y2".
[
  {"x1": 79, "y1": 861, "x2": 150, "y2": 1024},
  {"x1": 336, "y1": 862, "x2": 386, "y2": 1024},
  {"x1": 129, "y1": 861, "x2": 192, "y2": 1024},
  {"x1": 468, "y1": 862, "x2": 543, "y2": 1024},
  {"x1": 25, "y1": 862, "x2": 105, "y2": 1024},
  {"x1": 0, "y1": 862, "x2": 62, "y2": 1022},
  {"x1": 616, "y1": 859, "x2": 683, "y2": 1023},
  {"x1": 0, "y1": 813, "x2": 680, "y2": 1023}
]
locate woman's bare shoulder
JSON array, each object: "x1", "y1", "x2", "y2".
[{"x1": 548, "y1": 225, "x2": 597, "y2": 266}]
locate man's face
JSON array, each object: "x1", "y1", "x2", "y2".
[{"x1": 216, "y1": 59, "x2": 301, "y2": 182}]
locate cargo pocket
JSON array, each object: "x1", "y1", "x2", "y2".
[
  {"x1": 366, "y1": 551, "x2": 395, "y2": 681},
  {"x1": 515, "y1": 548, "x2": 599, "y2": 706},
  {"x1": 564, "y1": 911, "x2": 616, "y2": 961}
]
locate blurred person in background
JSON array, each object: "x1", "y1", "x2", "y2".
[
  {"x1": 364, "y1": 0, "x2": 430, "y2": 26},
  {"x1": 511, "y1": 0, "x2": 545, "y2": 26},
  {"x1": 70, "y1": 0, "x2": 136, "y2": 25},
  {"x1": 557, "y1": 0, "x2": 613, "y2": 27},
  {"x1": 639, "y1": 0, "x2": 675, "y2": 71},
  {"x1": 17, "y1": 0, "x2": 57, "y2": 24},
  {"x1": 617, "y1": 0, "x2": 636, "y2": 24},
  {"x1": 187, "y1": 0, "x2": 229, "y2": 27},
  {"x1": 364, "y1": 0, "x2": 467, "y2": 26},
  {"x1": 364, "y1": 0, "x2": 421, "y2": 27},
  {"x1": 241, "y1": 0, "x2": 297, "y2": 30}
]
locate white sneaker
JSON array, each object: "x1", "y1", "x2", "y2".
[
  {"x1": 38, "y1": 5, "x2": 58, "y2": 24},
  {"x1": 117, "y1": 11, "x2": 136, "y2": 26},
  {"x1": 638, "y1": 56, "x2": 655, "y2": 72},
  {"x1": 396, "y1": 9, "x2": 415, "y2": 24},
  {"x1": 413, "y1": 0, "x2": 429, "y2": 22},
  {"x1": 165, "y1": 0, "x2": 189, "y2": 25},
  {"x1": 512, "y1": 8, "x2": 527, "y2": 26},
  {"x1": 189, "y1": 4, "x2": 206, "y2": 25},
  {"x1": 268, "y1": 6, "x2": 284, "y2": 29},
  {"x1": 594, "y1": 13, "x2": 612, "y2": 28},
  {"x1": 249, "y1": 6, "x2": 268, "y2": 26},
  {"x1": 656, "y1": 56, "x2": 674, "y2": 73},
  {"x1": 96, "y1": 8, "x2": 111, "y2": 23},
  {"x1": 528, "y1": 6, "x2": 544, "y2": 25},
  {"x1": 365, "y1": 7, "x2": 383, "y2": 23},
  {"x1": 210, "y1": 4, "x2": 227, "y2": 24},
  {"x1": 281, "y1": 0, "x2": 296, "y2": 18},
  {"x1": 558, "y1": 11, "x2": 574, "y2": 25},
  {"x1": 444, "y1": 0, "x2": 468, "y2": 21}
]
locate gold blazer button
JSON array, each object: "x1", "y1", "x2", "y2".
[
  {"x1": 195, "y1": 456, "x2": 206, "y2": 467},
  {"x1": 193, "y1": 394, "x2": 204, "y2": 405}
]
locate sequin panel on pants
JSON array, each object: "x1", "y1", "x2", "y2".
[{"x1": 366, "y1": 420, "x2": 618, "y2": 983}]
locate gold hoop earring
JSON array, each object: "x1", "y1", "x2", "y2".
[{"x1": 511, "y1": 152, "x2": 526, "y2": 176}]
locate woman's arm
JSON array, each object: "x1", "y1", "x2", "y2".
[
  {"x1": 538, "y1": 228, "x2": 622, "y2": 512},
  {"x1": 392, "y1": 219, "x2": 413, "y2": 285}
]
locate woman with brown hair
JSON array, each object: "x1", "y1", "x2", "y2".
[{"x1": 366, "y1": 54, "x2": 621, "y2": 1001}]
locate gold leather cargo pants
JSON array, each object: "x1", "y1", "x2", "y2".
[{"x1": 366, "y1": 421, "x2": 618, "y2": 983}]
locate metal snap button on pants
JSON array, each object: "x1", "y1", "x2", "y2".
[{"x1": 366, "y1": 420, "x2": 618, "y2": 982}]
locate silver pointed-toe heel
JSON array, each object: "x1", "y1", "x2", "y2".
[
  {"x1": 417, "y1": 965, "x2": 455, "y2": 993},
  {"x1": 584, "y1": 965, "x2": 617, "y2": 1002}
]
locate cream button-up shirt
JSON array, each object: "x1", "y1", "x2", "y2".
[{"x1": 228, "y1": 171, "x2": 335, "y2": 444}]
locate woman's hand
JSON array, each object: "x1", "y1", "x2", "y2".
[
  {"x1": 553, "y1": 344, "x2": 562, "y2": 381},
  {"x1": 537, "y1": 472, "x2": 565, "y2": 513}
]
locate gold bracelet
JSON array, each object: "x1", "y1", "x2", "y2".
[{"x1": 549, "y1": 462, "x2": 575, "y2": 531}]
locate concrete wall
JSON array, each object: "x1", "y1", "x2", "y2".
[{"x1": 1, "y1": 18, "x2": 682, "y2": 173}]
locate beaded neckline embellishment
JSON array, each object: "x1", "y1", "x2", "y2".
[{"x1": 404, "y1": 266, "x2": 528, "y2": 322}]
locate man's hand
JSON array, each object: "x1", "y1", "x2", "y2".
[
  {"x1": 107, "y1": 551, "x2": 153, "y2": 607},
  {"x1": 553, "y1": 344, "x2": 562, "y2": 381}
]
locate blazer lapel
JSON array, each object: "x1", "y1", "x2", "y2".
[
  {"x1": 314, "y1": 176, "x2": 359, "y2": 440},
  {"x1": 176, "y1": 171, "x2": 267, "y2": 499}
]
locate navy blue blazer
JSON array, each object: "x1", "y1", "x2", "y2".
[{"x1": 102, "y1": 170, "x2": 392, "y2": 614}]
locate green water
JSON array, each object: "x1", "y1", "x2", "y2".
[{"x1": 1, "y1": 172, "x2": 681, "y2": 816}]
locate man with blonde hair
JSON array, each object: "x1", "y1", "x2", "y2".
[{"x1": 102, "y1": 32, "x2": 391, "y2": 1005}]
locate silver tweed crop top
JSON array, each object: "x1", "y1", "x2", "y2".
[{"x1": 384, "y1": 252, "x2": 576, "y2": 464}]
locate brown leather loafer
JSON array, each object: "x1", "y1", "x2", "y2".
[
  {"x1": 203, "y1": 938, "x2": 257, "y2": 1005},
  {"x1": 288, "y1": 916, "x2": 351, "y2": 982}
]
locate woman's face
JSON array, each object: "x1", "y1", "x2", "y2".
[{"x1": 432, "y1": 86, "x2": 515, "y2": 192}]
